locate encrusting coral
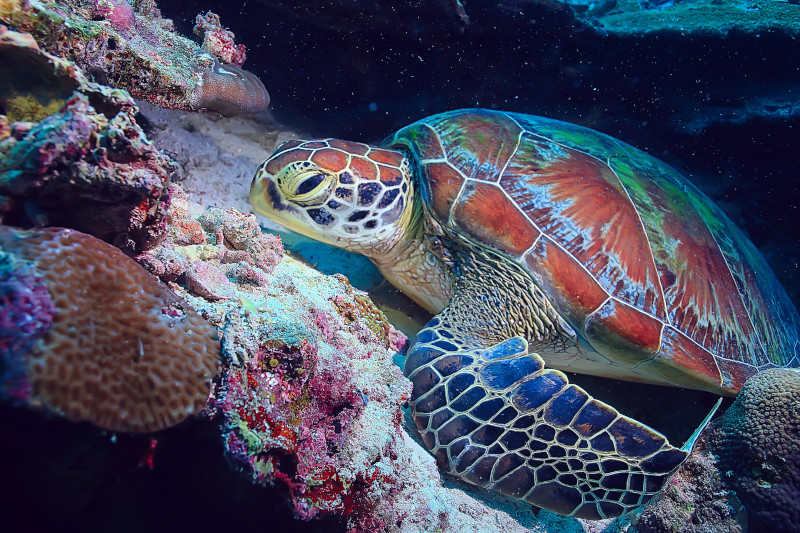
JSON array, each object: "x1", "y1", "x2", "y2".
[
  {"x1": 0, "y1": 0, "x2": 269, "y2": 115},
  {"x1": 0, "y1": 225, "x2": 220, "y2": 433}
]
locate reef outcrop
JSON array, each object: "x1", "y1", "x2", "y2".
[
  {"x1": 710, "y1": 368, "x2": 800, "y2": 530},
  {"x1": 633, "y1": 368, "x2": 800, "y2": 532},
  {"x1": 0, "y1": 26, "x2": 175, "y2": 252}
]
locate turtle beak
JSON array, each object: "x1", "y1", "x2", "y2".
[
  {"x1": 249, "y1": 171, "x2": 271, "y2": 213},
  {"x1": 250, "y1": 168, "x2": 293, "y2": 215}
]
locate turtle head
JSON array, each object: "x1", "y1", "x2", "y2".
[{"x1": 250, "y1": 139, "x2": 415, "y2": 257}]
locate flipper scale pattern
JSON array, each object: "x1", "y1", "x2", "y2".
[{"x1": 405, "y1": 321, "x2": 688, "y2": 519}]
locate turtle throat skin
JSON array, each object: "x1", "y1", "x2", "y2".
[
  {"x1": 370, "y1": 190, "x2": 453, "y2": 315},
  {"x1": 250, "y1": 139, "x2": 451, "y2": 313}
]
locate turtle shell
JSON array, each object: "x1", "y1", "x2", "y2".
[{"x1": 386, "y1": 109, "x2": 800, "y2": 394}]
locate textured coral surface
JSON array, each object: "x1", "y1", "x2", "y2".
[
  {"x1": 631, "y1": 442, "x2": 747, "y2": 532},
  {"x1": 0, "y1": 226, "x2": 220, "y2": 432},
  {"x1": 711, "y1": 368, "x2": 800, "y2": 531},
  {"x1": 0, "y1": 0, "x2": 268, "y2": 115}
]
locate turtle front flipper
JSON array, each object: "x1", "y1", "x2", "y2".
[{"x1": 405, "y1": 316, "x2": 687, "y2": 519}]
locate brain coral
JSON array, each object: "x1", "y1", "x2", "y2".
[
  {"x1": 0, "y1": 226, "x2": 220, "y2": 433},
  {"x1": 189, "y1": 59, "x2": 270, "y2": 116},
  {"x1": 711, "y1": 368, "x2": 800, "y2": 530}
]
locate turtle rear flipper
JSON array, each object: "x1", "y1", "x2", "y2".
[{"x1": 405, "y1": 315, "x2": 687, "y2": 520}]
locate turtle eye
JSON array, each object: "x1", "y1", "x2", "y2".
[
  {"x1": 295, "y1": 174, "x2": 326, "y2": 196},
  {"x1": 278, "y1": 165, "x2": 336, "y2": 206}
]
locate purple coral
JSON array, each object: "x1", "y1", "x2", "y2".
[{"x1": 0, "y1": 250, "x2": 55, "y2": 402}]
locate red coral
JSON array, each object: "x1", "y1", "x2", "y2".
[{"x1": 193, "y1": 11, "x2": 246, "y2": 67}]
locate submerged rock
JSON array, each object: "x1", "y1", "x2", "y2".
[
  {"x1": 0, "y1": 27, "x2": 175, "y2": 252},
  {"x1": 0, "y1": 0, "x2": 269, "y2": 115}
]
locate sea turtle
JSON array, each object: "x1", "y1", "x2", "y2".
[{"x1": 249, "y1": 109, "x2": 800, "y2": 519}]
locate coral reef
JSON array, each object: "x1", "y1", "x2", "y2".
[
  {"x1": 145, "y1": 198, "x2": 411, "y2": 524},
  {"x1": 0, "y1": 225, "x2": 220, "y2": 433},
  {"x1": 134, "y1": 195, "x2": 548, "y2": 532},
  {"x1": 249, "y1": 0, "x2": 800, "y2": 36},
  {"x1": 566, "y1": 0, "x2": 800, "y2": 36},
  {"x1": 710, "y1": 368, "x2": 800, "y2": 530},
  {"x1": 0, "y1": 0, "x2": 269, "y2": 115},
  {"x1": 0, "y1": 27, "x2": 174, "y2": 253},
  {"x1": 632, "y1": 368, "x2": 800, "y2": 532}
]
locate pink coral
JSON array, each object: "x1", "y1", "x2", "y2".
[
  {"x1": 193, "y1": 11, "x2": 246, "y2": 67},
  {"x1": 94, "y1": 0, "x2": 136, "y2": 32}
]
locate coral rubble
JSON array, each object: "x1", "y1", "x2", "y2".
[
  {"x1": 0, "y1": 225, "x2": 220, "y2": 433},
  {"x1": 0, "y1": 0, "x2": 268, "y2": 115}
]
